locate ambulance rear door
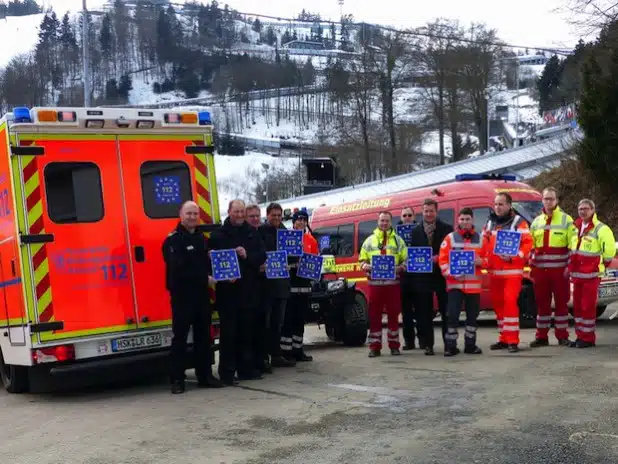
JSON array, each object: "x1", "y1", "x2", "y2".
[
  {"x1": 11, "y1": 132, "x2": 139, "y2": 343},
  {"x1": 117, "y1": 130, "x2": 218, "y2": 329}
]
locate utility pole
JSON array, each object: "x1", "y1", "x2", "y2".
[{"x1": 82, "y1": 0, "x2": 90, "y2": 107}]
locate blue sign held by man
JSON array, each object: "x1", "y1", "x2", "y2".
[
  {"x1": 371, "y1": 255, "x2": 396, "y2": 280},
  {"x1": 211, "y1": 249, "x2": 241, "y2": 281},
  {"x1": 297, "y1": 253, "x2": 324, "y2": 281},
  {"x1": 265, "y1": 251, "x2": 289, "y2": 279},
  {"x1": 449, "y1": 250, "x2": 475, "y2": 276},
  {"x1": 396, "y1": 224, "x2": 415, "y2": 245},
  {"x1": 277, "y1": 229, "x2": 303, "y2": 257},
  {"x1": 407, "y1": 247, "x2": 432, "y2": 273},
  {"x1": 494, "y1": 230, "x2": 522, "y2": 257}
]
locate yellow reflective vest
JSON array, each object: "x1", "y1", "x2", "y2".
[
  {"x1": 569, "y1": 214, "x2": 617, "y2": 279},
  {"x1": 530, "y1": 206, "x2": 576, "y2": 268},
  {"x1": 359, "y1": 227, "x2": 408, "y2": 274}
]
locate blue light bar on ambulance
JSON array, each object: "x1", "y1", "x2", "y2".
[
  {"x1": 198, "y1": 111, "x2": 211, "y2": 125},
  {"x1": 13, "y1": 107, "x2": 32, "y2": 123},
  {"x1": 455, "y1": 173, "x2": 517, "y2": 182}
]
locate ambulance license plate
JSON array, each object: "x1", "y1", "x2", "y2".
[
  {"x1": 111, "y1": 333, "x2": 162, "y2": 352},
  {"x1": 599, "y1": 285, "x2": 618, "y2": 299}
]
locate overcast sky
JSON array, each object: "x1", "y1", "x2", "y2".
[{"x1": 48, "y1": 0, "x2": 589, "y2": 51}]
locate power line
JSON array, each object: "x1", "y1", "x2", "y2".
[{"x1": 91, "y1": 1, "x2": 574, "y2": 56}]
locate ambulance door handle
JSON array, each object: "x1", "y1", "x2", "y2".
[
  {"x1": 10, "y1": 259, "x2": 16, "y2": 277},
  {"x1": 135, "y1": 246, "x2": 145, "y2": 263}
]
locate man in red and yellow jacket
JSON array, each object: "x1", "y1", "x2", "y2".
[
  {"x1": 482, "y1": 192, "x2": 533, "y2": 353},
  {"x1": 567, "y1": 199, "x2": 616, "y2": 348},
  {"x1": 529, "y1": 187, "x2": 576, "y2": 347},
  {"x1": 438, "y1": 207, "x2": 485, "y2": 356}
]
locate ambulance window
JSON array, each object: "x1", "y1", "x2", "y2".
[
  {"x1": 313, "y1": 223, "x2": 354, "y2": 257},
  {"x1": 141, "y1": 161, "x2": 192, "y2": 219},
  {"x1": 44, "y1": 162, "x2": 104, "y2": 223},
  {"x1": 357, "y1": 220, "x2": 376, "y2": 253},
  {"x1": 437, "y1": 209, "x2": 454, "y2": 226},
  {"x1": 471, "y1": 207, "x2": 491, "y2": 231}
]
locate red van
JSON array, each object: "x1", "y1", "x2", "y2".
[{"x1": 307, "y1": 174, "x2": 618, "y2": 327}]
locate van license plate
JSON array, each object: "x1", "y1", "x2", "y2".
[
  {"x1": 599, "y1": 285, "x2": 618, "y2": 299},
  {"x1": 111, "y1": 333, "x2": 162, "y2": 352}
]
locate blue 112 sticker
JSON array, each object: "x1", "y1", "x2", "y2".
[
  {"x1": 210, "y1": 249, "x2": 241, "y2": 281},
  {"x1": 154, "y1": 175, "x2": 181, "y2": 204}
]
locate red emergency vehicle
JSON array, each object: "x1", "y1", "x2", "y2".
[
  {"x1": 0, "y1": 106, "x2": 221, "y2": 393},
  {"x1": 308, "y1": 174, "x2": 618, "y2": 327}
]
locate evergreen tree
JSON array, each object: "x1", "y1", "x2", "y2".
[
  {"x1": 252, "y1": 18, "x2": 262, "y2": 33},
  {"x1": 537, "y1": 55, "x2": 563, "y2": 114},
  {"x1": 577, "y1": 51, "x2": 618, "y2": 189}
]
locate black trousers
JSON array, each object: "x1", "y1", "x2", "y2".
[
  {"x1": 445, "y1": 290, "x2": 480, "y2": 349},
  {"x1": 281, "y1": 292, "x2": 308, "y2": 356},
  {"x1": 414, "y1": 288, "x2": 448, "y2": 349},
  {"x1": 400, "y1": 283, "x2": 417, "y2": 347},
  {"x1": 266, "y1": 297, "x2": 287, "y2": 358},
  {"x1": 169, "y1": 293, "x2": 213, "y2": 384},
  {"x1": 251, "y1": 307, "x2": 269, "y2": 369},
  {"x1": 217, "y1": 302, "x2": 253, "y2": 380}
]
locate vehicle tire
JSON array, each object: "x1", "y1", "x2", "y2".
[
  {"x1": 325, "y1": 323, "x2": 336, "y2": 341},
  {"x1": 0, "y1": 350, "x2": 29, "y2": 394},
  {"x1": 597, "y1": 305, "x2": 607, "y2": 319},
  {"x1": 518, "y1": 281, "x2": 537, "y2": 329},
  {"x1": 341, "y1": 293, "x2": 369, "y2": 347}
]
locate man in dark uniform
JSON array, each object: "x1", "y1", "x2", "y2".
[
  {"x1": 397, "y1": 206, "x2": 419, "y2": 350},
  {"x1": 162, "y1": 201, "x2": 224, "y2": 394},
  {"x1": 408, "y1": 198, "x2": 453, "y2": 356},
  {"x1": 259, "y1": 203, "x2": 296, "y2": 368},
  {"x1": 209, "y1": 199, "x2": 267, "y2": 385}
]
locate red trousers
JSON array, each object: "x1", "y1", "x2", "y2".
[
  {"x1": 572, "y1": 278, "x2": 600, "y2": 344},
  {"x1": 367, "y1": 283, "x2": 401, "y2": 351},
  {"x1": 532, "y1": 267, "x2": 570, "y2": 341},
  {"x1": 490, "y1": 276, "x2": 522, "y2": 345}
]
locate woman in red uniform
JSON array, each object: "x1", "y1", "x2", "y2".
[{"x1": 280, "y1": 209, "x2": 318, "y2": 361}]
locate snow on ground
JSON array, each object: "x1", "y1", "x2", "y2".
[
  {"x1": 214, "y1": 151, "x2": 299, "y2": 209},
  {"x1": 0, "y1": 13, "x2": 44, "y2": 67}
]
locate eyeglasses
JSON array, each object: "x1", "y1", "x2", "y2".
[{"x1": 402, "y1": 214, "x2": 413, "y2": 217}]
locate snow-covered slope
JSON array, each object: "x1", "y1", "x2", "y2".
[{"x1": 0, "y1": 13, "x2": 45, "y2": 67}]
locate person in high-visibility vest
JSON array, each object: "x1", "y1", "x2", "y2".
[
  {"x1": 529, "y1": 187, "x2": 577, "y2": 347},
  {"x1": 482, "y1": 192, "x2": 533, "y2": 353},
  {"x1": 359, "y1": 211, "x2": 408, "y2": 357},
  {"x1": 438, "y1": 207, "x2": 484, "y2": 357},
  {"x1": 568, "y1": 198, "x2": 616, "y2": 348}
]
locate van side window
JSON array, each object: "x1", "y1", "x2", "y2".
[
  {"x1": 141, "y1": 161, "x2": 192, "y2": 219},
  {"x1": 313, "y1": 223, "x2": 354, "y2": 257},
  {"x1": 44, "y1": 162, "x2": 104, "y2": 223},
  {"x1": 472, "y1": 207, "x2": 492, "y2": 231},
  {"x1": 437, "y1": 208, "x2": 454, "y2": 226},
  {"x1": 357, "y1": 220, "x2": 376, "y2": 253}
]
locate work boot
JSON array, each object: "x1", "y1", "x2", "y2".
[
  {"x1": 368, "y1": 349, "x2": 381, "y2": 358},
  {"x1": 220, "y1": 375, "x2": 239, "y2": 386},
  {"x1": 530, "y1": 338, "x2": 549, "y2": 348},
  {"x1": 171, "y1": 380, "x2": 186, "y2": 394},
  {"x1": 507, "y1": 344, "x2": 519, "y2": 353},
  {"x1": 197, "y1": 375, "x2": 225, "y2": 388},
  {"x1": 557, "y1": 339, "x2": 571, "y2": 347},
  {"x1": 296, "y1": 352, "x2": 313, "y2": 362},
  {"x1": 424, "y1": 346, "x2": 435, "y2": 356},
  {"x1": 464, "y1": 345, "x2": 482, "y2": 355},
  {"x1": 490, "y1": 341, "x2": 508, "y2": 350},
  {"x1": 271, "y1": 355, "x2": 296, "y2": 367},
  {"x1": 402, "y1": 344, "x2": 415, "y2": 351},
  {"x1": 257, "y1": 360, "x2": 273, "y2": 373},
  {"x1": 390, "y1": 348, "x2": 401, "y2": 356},
  {"x1": 444, "y1": 347, "x2": 459, "y2": 357},
  {"x1": 570, "y1": 339, "x2": 595, "y2": 348}
]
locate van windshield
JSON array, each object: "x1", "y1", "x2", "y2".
[{"x1": 513, "y1": 201, "x2": 543, "y2": 223}]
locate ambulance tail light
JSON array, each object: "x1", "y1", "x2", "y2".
[
  {"x1": 32, "y1": 344, "x2": 76, "y2": 364},
  {"x1": 86, "y1": 119, "x2": 105, "y2": 128},
  {"x1": 36, "y1": 110, "x2": 57, "y2": 122},
  {"x1": 57, "y1": 111, "x2": 76, "y2": 122},
  {"x1": 164, "y1": 112, "x2": 198, "y2": 124},
  {"x1": 13, "y1": 107, "x2": 32, "y2": 123},
  {"x1": 136, "y1": 120, "x2": 154, "y2": 129}
]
